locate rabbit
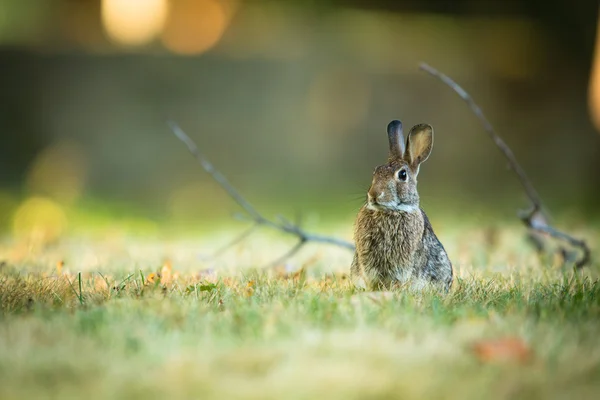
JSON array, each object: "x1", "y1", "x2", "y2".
[{"x1": 350, "y1": 120, "x2": 453, "y2": 292}]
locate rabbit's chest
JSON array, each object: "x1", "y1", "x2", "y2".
[{"x1": 358, "y1": 211, "x2": 425, "y2": 274}]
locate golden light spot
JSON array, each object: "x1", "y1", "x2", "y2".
[
  {"x1": 26, "y1": 141, "x2": 87, "y2": 205},
  {"x1": 589, "y1": 9, "x2": 600, "y2": 133},
  {"x1": 56, "y1": 260, "x2": 64, "y2": 274},
  {"x1": 161, "y1": 0, "x2": 232, "y2": 55},
  {"x1": 101, "y1": 0, "x2": 168, "y2": 46},
  {"x1": 13, "y1": 197, "x2": 67, "y2": 244}
]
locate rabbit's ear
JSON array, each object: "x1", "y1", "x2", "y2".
[
  {"x1": 405, "y1": 124, "x2": 433, "y2": 168},
  {"x1": 387, "y1": 120, "x2": 405, "y2": 160}
]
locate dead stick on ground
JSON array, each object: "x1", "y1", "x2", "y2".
[
  {"x1": 168, "y1": 121, "x2": 355, "y2": 266},
  {"x1": 419, "y1": 62, "x2": 590, "y2": 268}
]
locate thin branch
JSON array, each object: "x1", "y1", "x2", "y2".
[
  {"x1": 524, "y1": 212, "x2": 591, "y2": 269},
  {"x1": 419, "y1": 63, "x2": 590, "y2": 268},
  {"x1": 168, "y1": 121, "x2": 263, "y2": 221},
  {"x1": 168, "y1": 121, "x2": 355, "y2": 267},
  {"x1": 419, "y1": 63, "x2": 545, "y2": 213}
]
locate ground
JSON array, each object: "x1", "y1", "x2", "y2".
[{"x1": 0, "y1": 220, "x2": 598, "y2": 400}]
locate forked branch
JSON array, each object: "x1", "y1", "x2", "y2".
[
  {"x1": 419, "y1": 63, "x2": 590, "y2": 268},
  {"x1": 168, "y1": 121, "x2": 355, "y2": 266}
]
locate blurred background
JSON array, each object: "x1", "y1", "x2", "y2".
[{"x1": 0, "y1": 0, "x2": 599, "y2": 241}]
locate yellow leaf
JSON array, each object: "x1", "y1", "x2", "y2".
[
  {"x1": 160, "y1": 261, "x2": 172, "y2": 286},
  {"x1": 56, "y1": 260, "x2": 64, "y2": 275},
  {"x1": 146, "y1": 272, "x2": 157, "y2": 284},
  {"x1": 472, "y1": 337, "x2": 532, "y2": 364}
]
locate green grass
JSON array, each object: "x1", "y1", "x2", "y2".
[{"x1": 0, "y1": 223, "x2": 599, "y2": 400}]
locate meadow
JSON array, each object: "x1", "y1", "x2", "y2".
[{"x1": 0, "y1": 217, "x2": 599, "y2": 400}]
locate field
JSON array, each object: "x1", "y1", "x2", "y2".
[{"x1": 1, "y1": 218, "x2": 599, "y2": 400}]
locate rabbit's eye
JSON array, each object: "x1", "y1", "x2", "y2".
[{"x1": 396, "y1": 169, "x2": 408, "y2": 181}]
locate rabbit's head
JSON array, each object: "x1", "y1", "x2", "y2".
[{"x1": 366, "y1": 120, "x2": 434, "y2": 212}]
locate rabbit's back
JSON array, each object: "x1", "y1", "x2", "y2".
[{"x1": 419, "y1": 211, "x2": 453, "y2": 291}]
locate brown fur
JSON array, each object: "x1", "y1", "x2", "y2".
[{"x1": 351, "y1": 121, "x2": 453, "y2": 292}]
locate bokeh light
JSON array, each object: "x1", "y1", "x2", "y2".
[
  {"x1": 12, "y1": 197, "x2": 67, "y2": 244},
  {"x1": 101, "y1": 0, "x2": 168, "y2": 46},
  {"x1": 589, "y1": 9, "x2": 600, "y2": 133},
  {"x1": 161, "y1": 0, "x2": 233, "y2": 55},
  {"x1": 25, "y1": 141, "x2": 87, "y2": 205}
]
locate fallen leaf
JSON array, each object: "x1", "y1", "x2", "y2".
[
  {"x1": 292, "y1": 267, "x2": 306, "y2": 282},
  {"x1": 56, "y1": 260, "x2": 64, "y2": 275},
  {"x1": 472, "y1": 337, "x2": 532, "y2": 364},
  {"x1": 146, "y1": 272, "x2": 157, "y2": 284},
  {"x1": 160, "y1": 260, "x2": 173, "y2": 286}
]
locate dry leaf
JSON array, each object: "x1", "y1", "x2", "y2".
[
  {"x1": 292, "y1": 267, "x2": 306, "y2": 282},
  {"x1": 160, "y1": 260, "x2": 173, "y2": 286},
  {"x1": 472, "y1": 337, "x2": 532, "y2": 364},
  {"x1": 56, "y1": 260, "x2": 64, "y2": 274},
  {"x1": 146, "y1": 272, "x2": 157, "y2": 284}
]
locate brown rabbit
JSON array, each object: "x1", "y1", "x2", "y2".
[{"x1": 351, "y1": 120, "x2": 453, "y2": 292}]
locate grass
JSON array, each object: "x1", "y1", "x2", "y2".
[{"x1": 0, "y1": 221, "x2": 599, "y2": 400}]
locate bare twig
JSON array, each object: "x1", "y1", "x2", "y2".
[
  {"x1": 419, "y1": 63, "x2": 545, "y2": 212},
  {"x1": 168, "y1": 121, "x2": 262, "y2": 221},
  {"x1": 168, "y1": 121, "x2": 355, "y2": 267},
  {"x1": 419, "y1": 62, "x2": 590, "y2": 268},
  {"x1": 524, "y1": 210, "x2": 591, "y2": 269}
]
